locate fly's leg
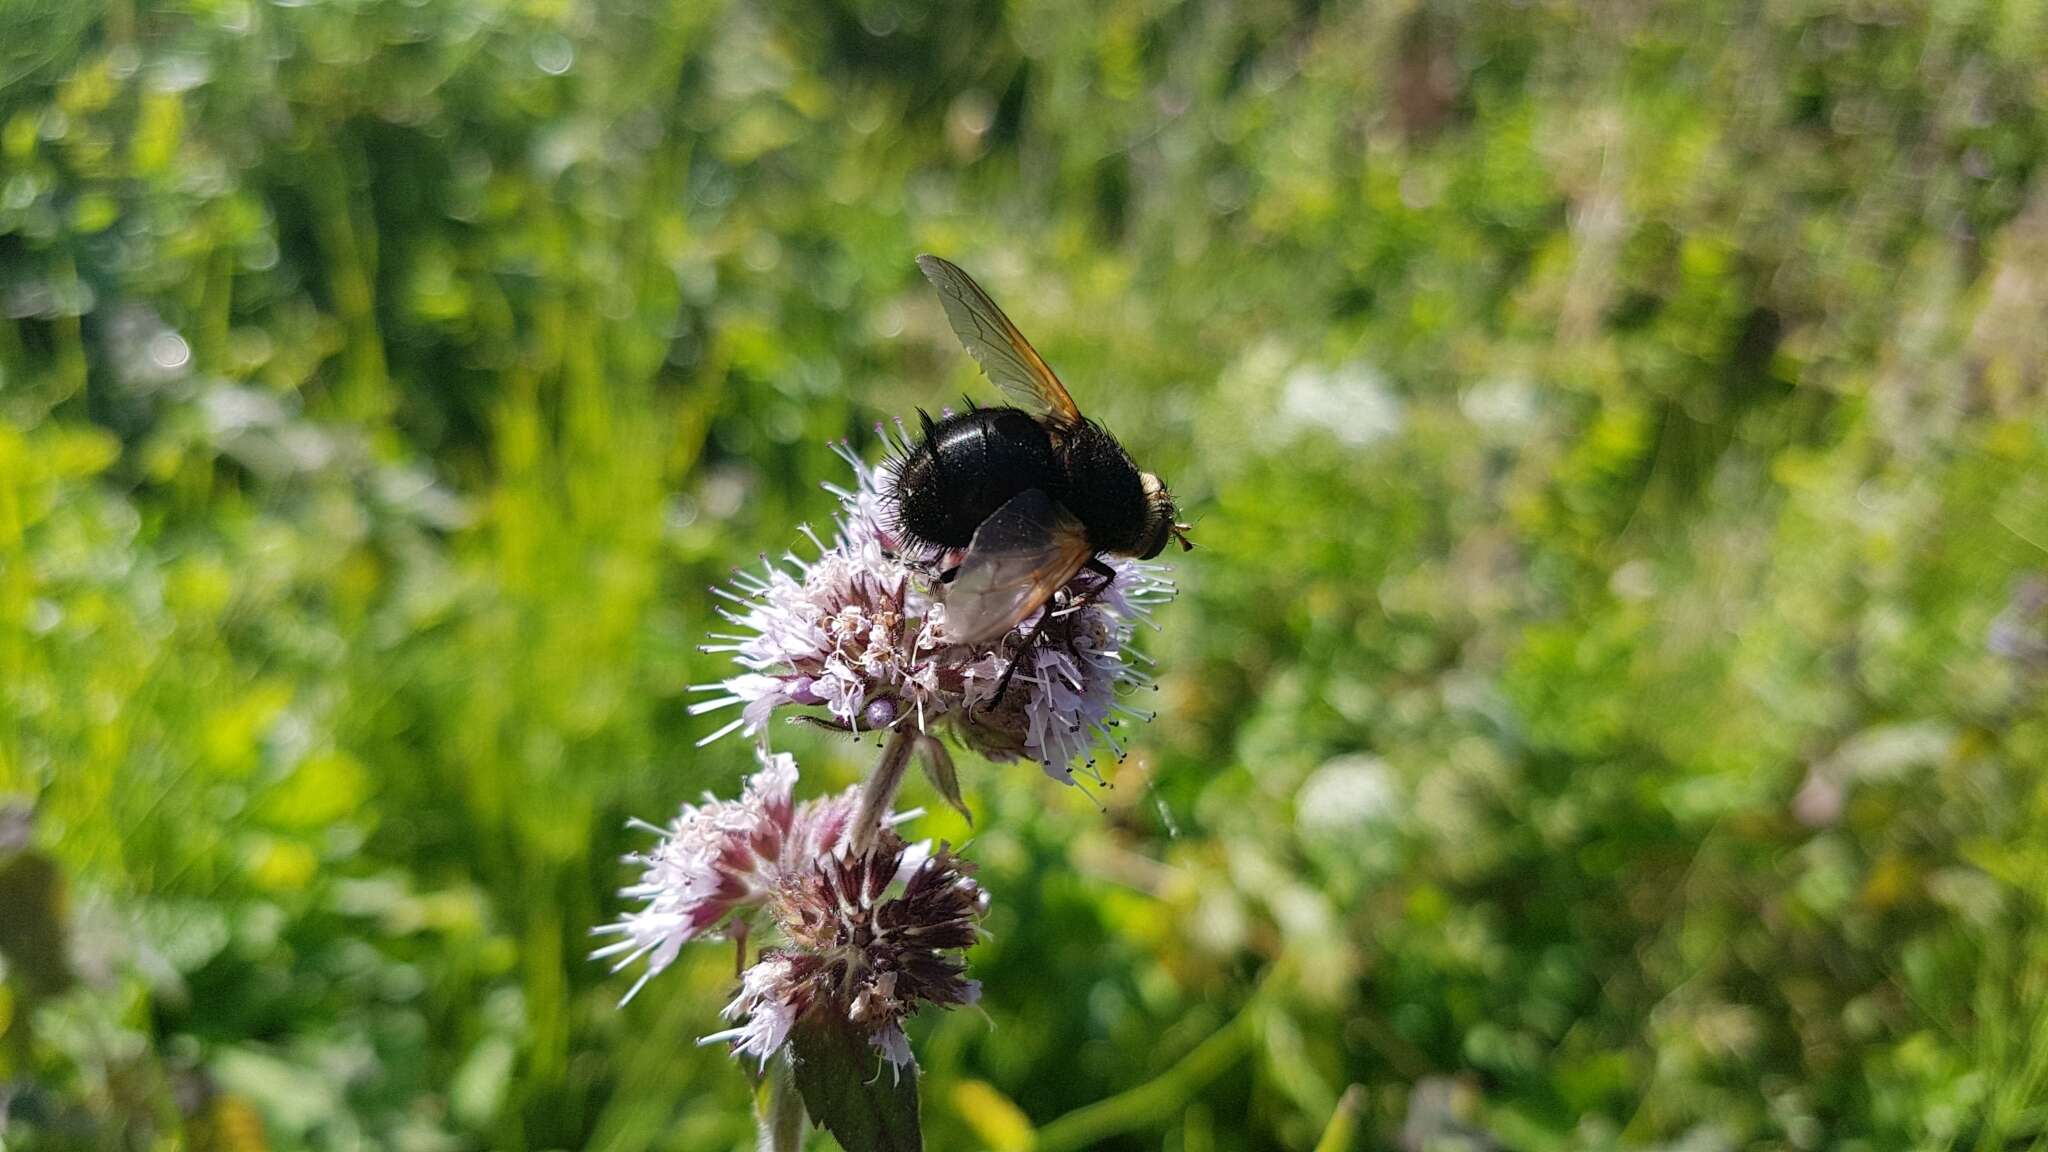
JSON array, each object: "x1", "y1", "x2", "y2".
[
  {"x1": 986, "y1": 605, "x2": 1054, "y2": 711},
  {"x1": 985, "y1": 555, "x2": 1116, "y2": 710}
]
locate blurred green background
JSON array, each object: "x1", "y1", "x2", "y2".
[{"x1": 4, "y1": 0, "x2": 2048, "y2": 1148}]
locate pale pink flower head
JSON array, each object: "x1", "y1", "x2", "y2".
[
  {"x1": 692, "y1": 427, "x2": 1176, "y2": 784},
  {"x1": 591, "y1": 749, "x2": 861, "y2": 1003}
]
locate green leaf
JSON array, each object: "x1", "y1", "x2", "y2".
[
  {"x1": 918, "y1": 736, "x2": 972, "y2": 826},
  {"x1": 790, "y1": 1017, "x2": 922, "y2": 1152}
]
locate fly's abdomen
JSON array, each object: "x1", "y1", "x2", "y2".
[{"x1": 892, "y1": 407, "x2": 1058, "y2": 549}]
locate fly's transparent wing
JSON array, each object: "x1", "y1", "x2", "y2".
[
  {"x1": 941, "y1": 488, "x2": 1092, "y2": 646},
  {"x1": 915, "y1": 254, "x2": 1083, "y2": 425}
]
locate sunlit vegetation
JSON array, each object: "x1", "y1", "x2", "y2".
[{"x1": 3, "y1": 0, "x2": 2047, "y2": 1148}]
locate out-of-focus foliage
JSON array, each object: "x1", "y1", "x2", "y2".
[{"x1": 3, "y1": 0, "x2": 2046, "y2": 1148}]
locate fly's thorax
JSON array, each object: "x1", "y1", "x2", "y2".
[{"x1": 1053, "y1": 420, "x2": 1152, "y2": 556}]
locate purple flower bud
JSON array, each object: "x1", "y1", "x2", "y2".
[{"x1": 864, "y1": 697, "x2": 899, "y2": 730}]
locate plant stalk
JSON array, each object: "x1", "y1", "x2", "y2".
[
  {"x1": 756, "y1": 1051, "x2": 805, "y2": 1152},
  {"x1": 849, "y1": 725, "x2": 918, "y2": 855}
]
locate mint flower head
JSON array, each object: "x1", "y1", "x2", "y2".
[
  {"x1": 690, "y1": 429, "x2": 1175, "y2": 785},
  {"x1": 705, "y1": 833, "x2": 987, "y2": 1076},
  {"x1": 596, "y1": 751, "x2": 983, "y2": 1078},
  {"x1": 591, "y1": 749, "x2": 867, "y2": 1003}
]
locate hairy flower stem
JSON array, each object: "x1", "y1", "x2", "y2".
[
  {"x1": 755, "y1": 1053, "x2": 804, "y2": 1152},
  {"x1": 850, "y1": 726, "x2": 918, "y2": 855}
]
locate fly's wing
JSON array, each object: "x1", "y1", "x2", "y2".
[
  {"x1": 942, "y1": 488, "x2": 1092, "y2": 646},
  {"x1": 915, "y1": 254, "x2": 1083, "y2": 426}
]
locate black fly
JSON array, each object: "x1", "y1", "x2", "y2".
[{"x1": 890, "y1": 256, "x2": 1192, "y2": 703}]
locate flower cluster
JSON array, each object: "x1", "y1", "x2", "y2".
[
  {"x1": 691, "y1": 427, "x2": 1174, "y2": 784},
  {"x1": 597, "y1": 751, "x2": 984, "y2": 1073},
  {"x1": 591, "y1": 751, "x2": 851, "y2": 1002},
  {"x1": 709, "y1": 834, "x2": 986, "y2": 1074}
]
